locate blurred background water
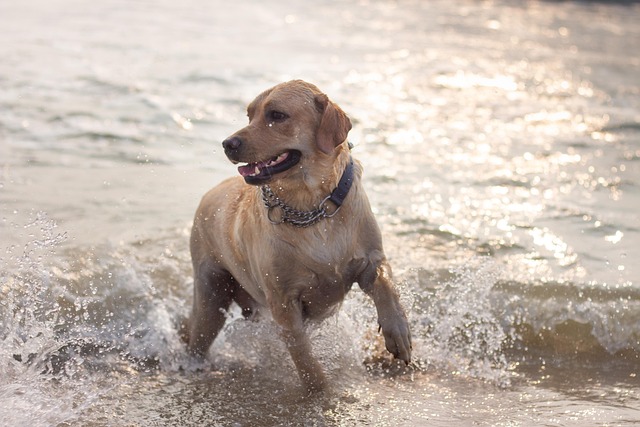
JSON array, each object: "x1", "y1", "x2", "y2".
[{"x1": 1, "y1": 0, "x2": 639, "y2": 425}]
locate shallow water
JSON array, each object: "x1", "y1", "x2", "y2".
[{"x1": 1, "y1": 0, "x2": 639, "y2": 425}]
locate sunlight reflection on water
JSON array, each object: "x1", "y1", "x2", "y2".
[{"x1": 1, "y1": 0, "x2": 639, "y2": 425}]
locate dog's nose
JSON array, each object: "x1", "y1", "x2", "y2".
[{"x1": 222, "y1": 136, "x2": 242, "y2": 153}]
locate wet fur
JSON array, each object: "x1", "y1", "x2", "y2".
[{"x1": 184, "y1": 80, "x2": 411, "y2": 392}]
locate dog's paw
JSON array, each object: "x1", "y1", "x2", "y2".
[{"x1": 378, "y1": 314, "x2": 412, "y2": 364}]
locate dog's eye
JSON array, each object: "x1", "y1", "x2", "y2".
[{"x1": 268, "y1": 110, "x2": 288, "y2": 123}]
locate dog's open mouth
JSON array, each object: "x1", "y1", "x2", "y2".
[{"x1": 236, "y1": 150, "x2": 301, "y2": 184}]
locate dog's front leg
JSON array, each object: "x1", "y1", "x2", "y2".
[
  {"x1": 270, "y1": 297, "x2": 326, "y2": 393},
  {"x1": 358, "y1": 257, "x2": 412, "y2": 364}
]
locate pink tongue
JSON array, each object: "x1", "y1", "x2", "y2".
[{"x1": 238, "y1": 160, "x2": 266, "y2": 177}]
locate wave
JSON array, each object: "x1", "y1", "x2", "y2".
[
  {"x1": 0, "y1": 214, "x2": 636, "y2": 405},
  {"x1": 413, "y1": 264, "x2": 639, "y2": 360}
]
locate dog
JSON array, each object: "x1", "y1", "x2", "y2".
[{"x1": 184, "y1": 80, "x2": 411, "y2": 392}]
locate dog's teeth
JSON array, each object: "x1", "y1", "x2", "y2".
[
  {"x1": 267, "y1": 154, "x2": 282, "y2": 166},
  {"x1": 254, "y1": 166, "x2": 260, "y2": 175}
]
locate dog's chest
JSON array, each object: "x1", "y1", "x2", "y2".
[
  {"x1": 271, "y1": 233, "x2": 363, "y2": 319},
  {"x1": 277, "y1": 226, "x2": 354, "y2": 272}
]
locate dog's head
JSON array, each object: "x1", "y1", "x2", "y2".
[{"x1": 222, "y1": 80, "x2": 352, "y2": 185}]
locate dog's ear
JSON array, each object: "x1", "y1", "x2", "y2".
[{"x1": 314, "y1": 94, "x2": 352, "y2": 154}]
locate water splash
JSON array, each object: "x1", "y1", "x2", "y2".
[
  {"x1": 0, "y1": 212, "x2": 87, "y2": 426},
  {"x1": 0, "y1": 212, "x2": 193, "y2": 425},
  {"x1": 413, "y1": 258, "x2": 516, "y2": 386},
  {"x1": 1, "y1": 212, "x2": 67, "y2": 370}
]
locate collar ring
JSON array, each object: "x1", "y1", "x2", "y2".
[
  {"x1": 267, "y1": 205, "x2": 286, "y2": 225},
  {"x1": 319, "y1": 195, "x2": 341, "y2": 218}
]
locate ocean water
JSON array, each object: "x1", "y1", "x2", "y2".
[{"x1": 1, "y1": 0, "x2": 639, "y2": 425}]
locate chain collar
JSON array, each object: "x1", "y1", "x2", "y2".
[{"x1": 261, "y1": 158, "x2": 354, "y2": 228}]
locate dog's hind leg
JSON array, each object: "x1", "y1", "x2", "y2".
[{"x1": 186, "y1": 262, "x2": 235, "y2": 356}]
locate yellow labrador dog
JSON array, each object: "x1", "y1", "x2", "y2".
[{"x1": 185, "y1": 80, "x2": 411, "y2": 392}]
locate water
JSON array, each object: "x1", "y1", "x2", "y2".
[{"x1": 1, "y1": 0, "x2": 639, "y2": 425}]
